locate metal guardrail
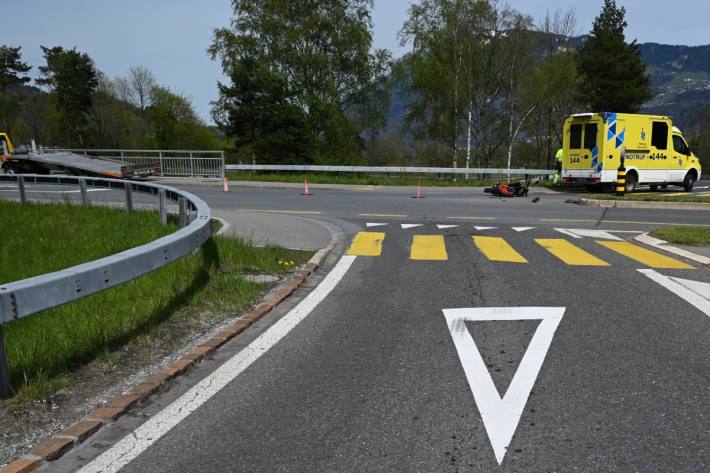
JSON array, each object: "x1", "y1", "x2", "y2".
[
  {"x1": 225, "y1": 164, "x2": 556, "y2": 177},
  {"x1": 53, "y1": 149, "x2": 225, "y2": 179},
  {"x1": 0, "y1": 174, "x2": 212, "y2": 397}
]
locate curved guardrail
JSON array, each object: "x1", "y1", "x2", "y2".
[{"x1": 0, "y1": 174, "x2": 212, "y2": 396}]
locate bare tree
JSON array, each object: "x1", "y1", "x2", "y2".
[
  {"x1": 112, "y1": 76, "x2": 134, "y2": 105},
  {"x1": 128, "y1": 66, "x2": 156, "y2": 112}
]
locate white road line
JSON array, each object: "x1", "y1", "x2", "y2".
[
  {"x1": 512, "y1": 227, "x2": 534, "y2": 232},
  {"x1": 639, "y1": 270, "x2": 710, "y2": 317},
  {"x1": 474, "y1": 226, "x2": 497, "y2": 231},
  {"x1": 443, "y1": 307, "x2": 565, "y2": 465},
  {"x1": 366, "y1": 222, "x2": 388, "y2": 228},
  {"x1": 401, "y1": 223, "x2": 423, "y2": 229},
  {"x1": 565, "y1": 229, "x2": 623, "y2": 241},
  {"x1": 78, "y1": 255, "x2": 357, "y2": 473},
  {"x1": 437, "y1": 224, "x2": 459, "y2": 229}
]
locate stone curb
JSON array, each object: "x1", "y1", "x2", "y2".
[
  {"x1": 580, "y1": 197, "x2": 710, "y2": 211},
  {"x1": 0, "y1": 251, "x2": 333, "y2": 472},
  {"x1": 634, "y1": 233, "x2": 710, "y2": 265}
]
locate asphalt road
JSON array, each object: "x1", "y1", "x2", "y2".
[{"x1": 7, "y1": 180, "x2": 710, "y2": 472}]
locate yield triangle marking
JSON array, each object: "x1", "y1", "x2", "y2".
[
  {"x1": 437, "y1": 224, "x2": 459, "y2": 229},
  {"x1": 512, "y1": 227, "x2": 534, "y2": 232},
  {"x1": 474, "y1": 226, "x2": 497, "y2": 231},
  {"x1": 401, "y1": 224, "x2": 423, "y2": 229},
  {"x1": 639, "y1": 270, "x2": 710, "y2": 317},
  {"x1": 443, "y1": 307, "x2": 565, "y2": 465},
  {"x1": 554, "y1": 228, "x2": 582, "y2": 239},
  {"x1": 567, "y1": 229, "x2": 623, "y2": 241},
  {"x1": 366, "y1": 223, "x2": 388, "y2": 228}
]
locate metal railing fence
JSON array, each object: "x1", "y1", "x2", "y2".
[
  {"x1": 225, "y1": 164, "x2": 556, "y2": 179},
  {"x1": 0, "y1": 174, "x2": 212, "y2": 397},
  {"x1": 52, "y1": 149, "x2": 225, "y2": 178}
]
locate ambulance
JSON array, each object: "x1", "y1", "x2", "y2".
[{"x1": 561, "y1": 113, "x2": 702, "y2": 192}]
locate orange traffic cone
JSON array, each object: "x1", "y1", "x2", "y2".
[
  {"x1": 223, "y1": 177, "x2": 230, "y2": 193},
  {"x1": 413, "y1": 181, "x2": 425, "y2": 199},
  {"x1": 301, "y1": 178, "x2": 312, "y2": 196}
]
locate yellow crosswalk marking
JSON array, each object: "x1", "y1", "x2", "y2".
[
  {"x1": 411, "y1": 235, "x2": 448, "y2": 260},
  {"x1": 473, "y1": 236, "x2": 528, "y2": 263},
  {"x1": 347, "y1": 232, "x2": 385, "y2": 256},
  {"x1": 536, "y1": 239, "x2": 609, "y2": 266},
  {"x1": 597, "y1": 241, "x2": 694, "y2": 269}
]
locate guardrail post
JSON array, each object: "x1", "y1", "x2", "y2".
[
  {"x1": 159, "y1": 189, "x2": 167, "y2": 226},
  {"x1": 159, "y1": 151, "x2": 164, "y2": 177},
  {"x1": 178, "y1": 197, "x2": 187, "y2": 227},
  {"x1": 17, "y1": 175, "x2": 27, "y2": 205},
  {"x1": 125, "y1": 183, "x2": 134, "y2": 213},
  {"x1": 220, "y1": 151, "x2": 226, "y2": 179},
  {"x1": 189, "y1": 152, "x2": 194, "y2": 177},
  {"x1": 79, "y1": 178, "x2": 89, "y2": 206},
  {"x1": 0, "y1": 327, "x2": 12, "y2": 398}
]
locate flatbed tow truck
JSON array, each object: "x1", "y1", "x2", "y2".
[{"x1": 0, "y1": 133, "x2": 158, "y2": 179}]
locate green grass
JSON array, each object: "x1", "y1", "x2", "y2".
[
  {"x1": 650, "y1": 226, "x2": 710, "y2": 246},
  {"x1": 0, "y1": 200, "x2": 311, "y2": 398},
  {"x1": 586, "y1": 192, "x2": 710, "y2": 203},
  {"x1": 226, "y1": 171, "x2": 552, "y2": 188}
]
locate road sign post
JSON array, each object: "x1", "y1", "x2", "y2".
[
  {"x1": 0, "y1": 327, "x2": 12, "y2": 398},
  {"x1": 17, "y1": 175, "x2": 27, "y2": 205},
  {"x1": 125, "y1": 183, "x2": 134, "y2": 213}
]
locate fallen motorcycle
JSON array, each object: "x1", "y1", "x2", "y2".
[{"x1": 484, "y1": 181, "x2": 529, "y2": 197}]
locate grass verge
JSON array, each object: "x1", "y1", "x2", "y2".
[
  {"x1": 586, "y1": 192, "x2": 710, "y2": 203},
  {"x1": 649, "y1": 226, "x2": 710, "y2": 246},
  {"x1": 226, "y1": 171, "x2": 552, "y2": 188},
  {"x1": 0, "y1": 200, "x2": 311, "y2": 399}
]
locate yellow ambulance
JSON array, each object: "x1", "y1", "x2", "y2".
[{"x1": 561, "y1": 113, "x2": 702, "y2": 192}]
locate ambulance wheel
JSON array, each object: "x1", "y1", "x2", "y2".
[
  {"x1": 649, "y1": 185, "x2": 658, "y2": 192},
  {"x1": 683, "y1": 172, "x2": 696, "y2": 192},
  {"x1": 625, "y1": 173, "x2": 637, "y2": 193}
]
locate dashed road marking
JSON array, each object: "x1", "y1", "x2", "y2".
[
  {"x1": 410, "y1": 235, "x2": 448, "y2": 260},
  {"x1": 347, "y1": 232, "x2": 385, "y2": 256},
  {"x1": 597, "y1": 241, "x2": 694, "y2": 269},
  {"x1": 473, "y1": 236, "x2": 528, "y2": 263},
  {"x1": 401, "y1": 223, "x2": 423, "y2": 229},
  {"x1": 536, "y1": 239, "x2": 610, "y2": 266}
]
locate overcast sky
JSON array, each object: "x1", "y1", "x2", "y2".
[{"x1": 3, "y1": 0, "x2": 710, "y2": 124}]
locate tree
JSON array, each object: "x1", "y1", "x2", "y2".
[
  {"x1": 399, "y1": 0, "x2": 531, "y2": 169},
  {"x1": 210, "y1": 0, "x2": 390, "y2": 164},
  {"x1": 37, "y1": 46, "x2": 98, "y2": 145},
  {"x1": 0, "y1": 46, "x2": 32, "y2": 133},
  {"x1": 128, "y1": 66, "x2": 156, "y2": 112},
  {"x1": 147, "y1": 85, "x2": 217, "y2": 150},
  {"x1": 576, "y1": 0, "x2": 652, "y2": 112}
]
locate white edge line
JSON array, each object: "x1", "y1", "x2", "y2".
[
  {"x1": 78, "y1": 254, "x2": 357, "y2": 473},
  {"x1": 553, "y1": 228, "x2": 582, "y2": 239},
  {"x1": 638, "y1": 269, "x2": 710, "y2": 316}
]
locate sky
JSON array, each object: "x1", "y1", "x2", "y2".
[{"x1": 3, "y1": 0, "x2": 710, "y2": 124}]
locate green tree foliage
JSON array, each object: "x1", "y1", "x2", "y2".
[
  {"x1": 210, "y1": 0, "x2": 391, "y2": 164},
  {"x1": 147, "y1": 85, "x2": 217, "y2": 150},
  {"x1": 398, "y1": 0, "x2": 533, "y2": 168},
  {"x1": 576, "y1": 0, "x2": 652, "y2": 113},
  {"x1": 0, "y1": 46, "x2": 32, "y2": 133},
  {"x1": 36, "y1": 46, "x2": 99, "y2": 145}
]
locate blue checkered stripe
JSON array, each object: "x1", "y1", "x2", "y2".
[{"x1": 603, "y1": 113, "x2": 625, "y2": 174}]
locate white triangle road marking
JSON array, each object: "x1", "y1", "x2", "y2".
[
  {"x1": 366, "y1": 223, "x2": 388, "y2": 228},
  {"x1": 437, "y1": 225, "x2": 459, "y2": 229},
  {"x1": 474, "y1": 226, "x2": 498, "y2": 231},
  {"x1": 639, "y1": 270, "x2": 710, "y2": 317},
  {"x1": 401, "y1": 224, "x2": 423, "y2": 229},
  {"x1": 443, "y1": 307, "x2": 565, "y2": 465},
  {"x1": 512, "y1": 227, "x2": 535, "y2": 232},
  {"x1": 566, "y1": 229, "x2": 623, "y2": 241},
  {"x1": 554, "y1": 228, "x2": 583, "y2": 239}
]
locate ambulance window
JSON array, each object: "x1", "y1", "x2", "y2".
[
  {"x1": 584, "y1": 123, "x2": 598, "y2": 150},
  {"x1": 673, "y1": 135, "x2": 690, "y2": 155},
  {"x1": 570, "y1": 124, "x2": 583, "y2": 149},
  {"x1": 651, "y1": 122, "x2": 668, "y2": 150}
]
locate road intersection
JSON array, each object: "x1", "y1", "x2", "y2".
[{"x1": 10, "y1": 181, "x2": 710, "y2": 472}]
